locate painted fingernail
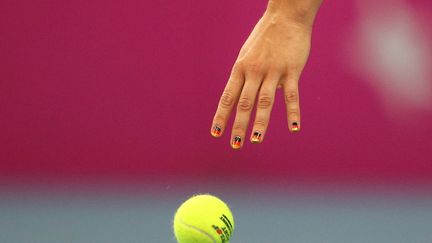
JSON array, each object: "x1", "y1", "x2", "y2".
[
  {"x1": 211, "y1": 125, "x2": 222, "y2": 137},
  {"x1": 231, "y1": 136, "x2": 242, "y2": 149},
  {"x1": 251, "y1": 131, "x2": 262, "y2": 143},
  {"x1": 291, "y1": 122, "x2": 299, "y2": 132}
]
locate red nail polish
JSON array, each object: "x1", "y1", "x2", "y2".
[
  {"x1": 231, "y1": 136, "x2": 241, "y2": 149},
  {"x1": 211, "y1": 125, "x2": 222, "y2": 137}
]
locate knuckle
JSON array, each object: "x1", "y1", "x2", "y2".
[
  {"x1": 237, "y1": 97, "x2": 253, "y2": 111},
  {"x1": 254, "y1": 119, "x2": 267, "y2": 127},
  {"x1": 220, "y1": 91, "x2": 235, "y2": 108},
  {"x1": 213, "y1": 113, "x2": 226, "y2": 123},
  {"x1": 287, "y1": 111, "x2": 298, "y2": 117},
  {"x1": 232, "y1": 123, "x2": 245, "y2": 132},
  {"x1": 228, "y1": 77, "x2": 241, "y2": 86},
  {"x1": 232, "y1": 62, "x2": 244, "y2": 72},
  {"x1": 257, "y1": 95, "x2": 273, "y2": 109},
  {"x1": 287, "y1": 65, "x2": 303, "y2": 75},
  {"x1": 285, "y1": 91, "x2": 298, "y2": 103},
  {"x1": 269, "y1": 63, "x2": 285, "y2": 73},
  {"x1": 245, "y1": 62, "x2": 264, "y2": 74}
]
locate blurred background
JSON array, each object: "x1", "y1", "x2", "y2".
[{"x1": 1, "y1": 0, "x2": 432, "y2": 242}]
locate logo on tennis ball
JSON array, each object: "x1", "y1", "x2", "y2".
[{"x1": 212, "y1": 214, "x2": 233, "y2": 243}]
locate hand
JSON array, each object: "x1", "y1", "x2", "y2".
[{"x1": 210, "y1": 8, "x2": 315, "y2": 149}]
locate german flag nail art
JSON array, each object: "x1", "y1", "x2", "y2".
[
  {"x1": 211, "y1": 125, "x2": 222, "y2": 137},
  {"x1": 251, "y1": 131, "x2": 262, "y2": 143},
  {"x1": 292, "y1": 122, "x2": 299, "y2": 132},
  {"x1": 231, "y1": 136, "x2": 241, "y2": 149}
]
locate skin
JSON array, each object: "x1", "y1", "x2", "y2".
[{"x1": 211, "y1": 0, "x2": 323, "y2": 149}]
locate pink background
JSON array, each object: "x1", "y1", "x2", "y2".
[{"x1": 1, "y1": 0, "x2": 432, "y2": 188}]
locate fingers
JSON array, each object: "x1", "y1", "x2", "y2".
[
  {"x1": 249, "y1": 76, "x2": 279, "y2": 144},
  {"x1": 211, "y1": 66, "x2": 244, "y2": 138},
  {"x1": 230, "y1": 75, "x2": 262, "y2": 149},
  {"x1": 282, "y1": 77, "x2": 301, "y2": 132},
  {"x1": 212, "y1": 63, "x2": 301, "y2": 149}
]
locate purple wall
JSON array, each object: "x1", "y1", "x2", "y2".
[{"x1": 1, "y1": 0, "x2": 431, "y2": 186}]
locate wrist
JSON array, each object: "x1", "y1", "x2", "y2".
[{"x1": 265, "y1": 0, "x2": 322, "y2": 29}]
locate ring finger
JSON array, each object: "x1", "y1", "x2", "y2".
[{"x1": 250, "y1": 75, "x2": 279, "y2": 143}]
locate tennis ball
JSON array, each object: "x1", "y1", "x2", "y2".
[{"x1": 173, "y1": 194, "x2": 235, "y2": 243}]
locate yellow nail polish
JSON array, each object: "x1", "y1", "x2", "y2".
[{"x1": 292, "y1": 122, "x2": 299, "y2": 132}]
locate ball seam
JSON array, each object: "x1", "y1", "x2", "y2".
[{"x1": 178, "y1": 218, "x2": 217, "y2": 243}]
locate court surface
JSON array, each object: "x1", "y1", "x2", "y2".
[{"x1": 1, "y1": 186, "x2": 431, "y2": 243}]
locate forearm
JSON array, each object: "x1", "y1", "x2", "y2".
[{"x1": 266, "y1": 0, "x2": 323, "y2": 29}]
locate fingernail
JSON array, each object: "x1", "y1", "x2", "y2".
[
  {"x1": 211, "y1": 125, "x2": 222, "y2": 137},
  {"x1": 231, "y1": 136, "x2": 242, "y2": 149},
  {"x1": 251, "y1": 131, "x2": 262, "y2": 143},
  {"x1": 291, "y1": 122, "x2": 299, "y2": 132}
]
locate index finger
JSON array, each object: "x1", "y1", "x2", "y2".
[{"x1": 210, "y1": 65, "x2": 245, "y2": 138}]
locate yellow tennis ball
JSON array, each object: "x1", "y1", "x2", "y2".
[{"x1": 173, "y1": 194, "x2": 235, "y2": 243}]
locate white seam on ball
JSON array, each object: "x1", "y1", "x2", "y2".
[{"x1": 179, "y1": 218, "x2": 217, "y2": 243}]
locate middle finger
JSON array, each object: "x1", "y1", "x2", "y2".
[{"x1": 230, "y1": 75, "x2": 263, "y2": 149}]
